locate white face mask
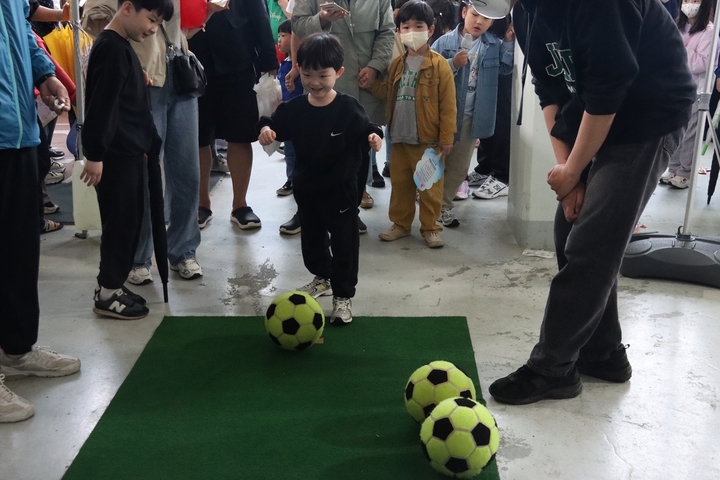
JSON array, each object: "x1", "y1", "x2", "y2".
[
  {"x1": 681, "y1": 3, "x2": 700, "y2": 18},
  {"x1": 401, "y1": 31, "x2": 429, "y2": 51}
]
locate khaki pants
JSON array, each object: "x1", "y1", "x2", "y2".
[
  {"x1": 442, "y1": 115, "x2": 476, "y2": 209},
  {"x1": 389, "y1": 143, "x2": 443, "y2": 235}
]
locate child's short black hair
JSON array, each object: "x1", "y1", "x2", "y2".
[
  {"x1": 395, "y1": 0, "x2": 435, "y2": 29},
  {"x1": 118, "y1": 0, "x2": 174, "y2": 20},
  {"x1": 278, "y1": 19, "x2": 292, "y2": 35},
  {"x1": 296, "y1": 33, "x2": 344, "y2": 71}
]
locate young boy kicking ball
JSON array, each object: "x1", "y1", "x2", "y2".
[{"x1": 258, "y1": 33, "x2": 382, "y2": 325}]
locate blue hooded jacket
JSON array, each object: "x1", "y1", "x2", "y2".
[{"x1": 0, "y1": 0, "x2": 54, "y2": 150}]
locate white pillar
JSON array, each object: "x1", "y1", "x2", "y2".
[{"x1": 507, "y1": 45, "x2": 558, "y2": 250}]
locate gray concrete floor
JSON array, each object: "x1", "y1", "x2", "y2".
[{"x1": 1, "y1": 138, "x2": 719, "y2": 480}]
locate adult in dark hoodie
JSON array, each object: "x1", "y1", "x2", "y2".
[{"x1": 489, "y1": 0, "x2": 696, "y2": 405}]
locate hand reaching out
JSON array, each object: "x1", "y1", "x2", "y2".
[{"x1": 368, "y1": 133, "x2": 382, "y2": 152}]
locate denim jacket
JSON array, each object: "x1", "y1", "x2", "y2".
[{"x1": 431, "y1": 25, "x2": 514, "y2": 141}]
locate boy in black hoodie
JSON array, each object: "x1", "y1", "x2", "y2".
[{"x1": 489, "y1": 0, "x2": 696, "y2": 405}]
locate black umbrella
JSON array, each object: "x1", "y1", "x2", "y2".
[
  {"x1": 708, "y1": 149, "x2": 719, "y2": 204},
  {"x1": 146, "y1": 136, "x2": 169, "y2": 302}
]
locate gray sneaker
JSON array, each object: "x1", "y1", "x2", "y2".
[
  {"x1": 0, "y1": 374, "x2": 34, "y2": 423},
  {"x1": 297, "y1": 276, "x2": 333, "y2": 298},
  {"x1": 438, "y1": 207, "x2": 459, "y2": 228},
  {"x1": 331, "y1": 297, "x2": 353, "y2": 325},
  {"x1": 0, "y1": 346, "x2": 81, "y2": 379},
  {"x1": 467, "y1": 172, "x2": 489, "y2": 186}
]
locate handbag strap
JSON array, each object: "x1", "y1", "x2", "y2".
[{"x1": 159, "y1": 24, "x2": 178, "y2": 53}]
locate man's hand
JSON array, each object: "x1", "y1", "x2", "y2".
[
  {"x1": 38, "y1": 76, "x2": 70, "y2": 114},
  {"x1": 357, "y1": 67, "x2": 377, "y2": 89},
  {"x1": 258, "y1": 126, "x2": 276, "y2": 146},
  {"x1": 368, "y1": 133, "x2": 382, "y2": 152},
  {"x1": 80, "y1": 161, "x2": 103, "y2": 187},
  {"x1": 285, "y1": 66, "x2": 299, "y2": 92},
  {"x1": 547, "y1": 163, "x2": 581, "y2": 200},
  {"x1": 61, "y1": 3, "x2": 71, "y2": 21},
  {"x1": 319, "y1": 9, "x2": 347, "y2": 27},
  {"x1": 452, "y1": 50, "x2": 468, "y2": 69},
  {"x1": 560, "y1": 182, "x2": 586, "y2": 223},
  {"x1": 440, "y1": 144, "x2": 453, "y2": 156}
]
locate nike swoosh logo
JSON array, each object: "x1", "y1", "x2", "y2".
[
  {"x1": 339, "y1": 208, "x2": 350, "y2": 213},
  {"x1": 330, "y1": 132, "x2": 343, "y2": 137}
]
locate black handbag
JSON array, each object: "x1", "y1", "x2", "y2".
[{"x1": 160, "y1": 25, "x2": 206, "y2": 98}]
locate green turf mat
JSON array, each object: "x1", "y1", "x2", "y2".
[{"x1": 64, "y1": 317, "x2": 500, "y2": 480}]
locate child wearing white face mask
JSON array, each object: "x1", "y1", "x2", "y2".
[
  {"x1": 661, "y1": 0, "x2": 718, "y2": 188},
  {"x1": 364, "y1": 0, "x2": 457, "y2": 248}
]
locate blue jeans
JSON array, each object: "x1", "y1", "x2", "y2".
[
  {"x1": 134, "y1": 62, "x2": 201, "y2": 267},
  {"x1": 284, "y1": 140, "x2": 296, "y2": 181}
]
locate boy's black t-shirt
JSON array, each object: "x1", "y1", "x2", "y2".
[
  {"x1": 83, "y1": 30, "x2": 156, "y2": 161},
  {"x1": 258, "y1": 93, "x2": 381, "y2": 195}
]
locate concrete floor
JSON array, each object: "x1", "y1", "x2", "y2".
[{"x1": 1, "y1": 139, "x2": 719, "y2": 480}]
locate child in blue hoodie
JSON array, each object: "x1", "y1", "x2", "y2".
[{"x1": 431, "y1": 1, "x2": 513, "y2": 228}]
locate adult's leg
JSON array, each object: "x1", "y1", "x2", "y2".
[
  {"x1": 36, "y1": 119, "x2": 52, "y2": 229},
  {"x1": 199, "y1": 145, "x2": 213, "y2": 210},
  {"x1": 527, "y1": 129, "x2": 683, "y2": 377},
  {"x1": 667, "y1": 102, "x2": 697, "y2": 176},
  {"x1": 441, "y1": 116, "x2": 475, "y2": 209},
  {"x1": 226, "y1": 142, "x2": 253, "y2": 210},
  {"x1": 0, "y1": 148, "x2": 40, "y2": 354}
]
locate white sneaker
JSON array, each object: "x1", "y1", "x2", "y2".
[
  {"x1": 0, "y1": 374, "x2": 34, "y2": 423},
  {"x1": 423, "y1": 231, "x2": 445, "y2": 248},
  {"x1": 0, "y1": 346, "x2": 81, "y2": 379},
  {"x1": 44, "y1": 170, "x2": 63, "y2": 185},
  {"x1": 472, "y1": 176, "x2": 509, "y2": 199},
  {"x1": 467, "y1": 172, "x2": 489, "y2": 186},
  {"x1": 669, "y1": 175, "x2": 689, "y2": 189},
  {"x1": 454, "y1": 180, "x2": 471, "y2": 201},
  {"x1": 170, "y1": 258, "x2": 203, "y2": 280},
  {"x1": 659, "y1": 171, "x2": 676, "y2": 185},
  {"x1": 438, "y1": 207, "x2": 459, "y2": 228},
  {"x1": 211, "y1": 152, "x2": 230, "y2": 173},
  {"x1": 128, "y1": 266, "x2": 153, "y2": 285},
  {"x1": 50, "y1": 160, "x2": 66, "y2": 173},
  {"x1": 331, "y1": 297, "x2": 353, "y2": 325},
  {"x1": 297, "y1": 276, "x2": 333, "y2": 298}
]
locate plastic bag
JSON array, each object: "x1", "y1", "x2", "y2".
[
  {"x1": 72, "y1": 160, "x2": 102, "y2": 231},
  {"x1": 254, "y1": 74, "x2": 283, "y2": 155}
]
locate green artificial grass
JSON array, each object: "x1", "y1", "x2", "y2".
[{"x1": 64, "y1": 316, "x2": 501, "y2": 480}]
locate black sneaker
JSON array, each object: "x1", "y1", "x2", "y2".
[
  {"x1": 48, "y1": 148, "x2": 64, "y2": 160},
  {"x1": 371, "y1": 165, "x2": 385, "y2": 188},
  {"x1": 576, "y1": 345, "x2": 632, "y2": 383},
  {"x1": 198, "y1": 206, "x2": 213, "y2": 229},
  {"x1": 279, "y1": 213, "x2": 301, "y2": 235},
  {"x1": 231, "y1": 206, "x2": 262, "y2": 230},
  {"x1": 276, "y1": 180, "x2": 293, "y2": 196},
  {"x1": 489, "y1": 365, "x2": 582, "y2": 405},
  {"x1": 94, "y1": 286, "x2": 146, "y2": 306},
  {"x1": 93, "y1": 289, "x2": 149, "y2": 320},
  {"x1": 358, "y1": 217, "x2": 367, "y2": 235},
  {"x1": 382, "y1": 164, "x2": 390, "y2": 178}
]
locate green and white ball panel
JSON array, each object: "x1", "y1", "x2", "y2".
[
  {"x1": 404, "y1": 360, "x2": 477, "y2": 423},
  {"x1": 264, "y1": 291, "x2": 325, "y2": 351}
]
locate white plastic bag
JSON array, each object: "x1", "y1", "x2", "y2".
[
  {"x1": 254, "y1": 74, "x2": 283, "y2": 155},
  {"x1": 71, "y1": 160, "x2": 102, "y2": 231}
]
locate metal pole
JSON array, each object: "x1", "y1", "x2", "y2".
[{"x1": 70, "y1": 0, "x2": 84, "y2": 161}]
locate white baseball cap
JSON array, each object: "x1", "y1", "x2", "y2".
[{"x1": 464, "y1": 0, "x2": 512, "y2": 19}]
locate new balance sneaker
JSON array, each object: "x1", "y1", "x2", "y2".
[
  {"x1": 198, "y1": 206, "x2": 213, "y2": 229},
  {"x1": 44, "y1": 170, "x2": 63, "y2": 185},
  {"x1": 669, "y1": 175, "x2": 690, "y2": 189},
  {"x1": 211, "y1": 152, "x2": 230, "y2": 173},
  {"x1": 438, "y1": 207, "x2": 459, "y2": 228},
  {"x1": 360, "y1": 191, "x2": 374, "y2": 209},
  {"x1": 454, "y1": 180, "x2": 471, "y2": 201},
  {"x1": 297, "y1": 276, "x2": 333, "y2": 298},
  {"x1": 0, "y1": 374, "x2": 34, "y2": 423},
  {"x1": 472, "y1": 176, "x2": 508, "y2": 199},
  {"x1": 128, "y1": 266, "x2": 153, "y2": 285},
  {"x1": 280, "y1": 213, "x2": 302, "y2": 235},
  {"x1": 93, "y1": 289, "x2": 149, "y2": 320},
  {"x1": 423, "y1": 231, "x2": 445, "y2": 248},
  {"x1": 489, "y1": 365, "x2": 582, "y2": 405},
  {"x1": 50, "y1": 160, "x2": 66, "y2": 173},
  {"x1": 170, "y1": 258, "x2": 203, "y2": 280},
  {"x1": 576, "y1": 344, "x2": 632, "y2": 383},
  {"x1": 231, "y1": 206, "x2": 262, "y2": 230},
  {"x1": 276, "y1": 180, "x2": 293, "y2": 196},
  {"x1": 94, "y1": 286, "x2": 146, "y2": 306},
  {"x1": 358, "y1": 217, "x2": 368, "y2": 235},
  {"x1": 467, "y1": 171, "x2": 489, "y2": 186},
  {"x1": 379, "y1": 225, "x2": 410, "y2": 241},
  {"x1": 659, "y1": 170, "x2": 676, "y2": 185},
  {"x1": 0, "y1": 346, "x2": 81, "y2": 379},
  {"x1": 330, "y1": 297, "x2": 353, "y2": 325},
  {"x1": 48, "y1": 148, "x2": 65, "y2": 160}
]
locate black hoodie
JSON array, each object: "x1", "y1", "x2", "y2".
[{"x1": 514, "y1": 0, "x2": 696, "y2": 147}]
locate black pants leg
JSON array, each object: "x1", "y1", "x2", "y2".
[
  {"x1": 476, "y1": 73, "x2": 512, "y2": 183},
  {"x1": 527, "y1": 128, "x2": 684, "y2": 376},
  {"x1": 37, "y1": 119, "x2": 52, "y2": 229},
  {"x1": 95, "y1": 155, "x2": 145, "y2": 290},
  {"x1": 0, "y1": 148, "x2": 40, "y2": 354}
]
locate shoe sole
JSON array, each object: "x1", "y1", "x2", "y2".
[
  {"x1": 330, "y1": 316, "x2": 352, "y2": 326},
  {"x1": 0, "y1": 364, "x2": 80, "y2": 378},
  {"x1": 44, "y1": 207, "x2": 59, "y2": 215},
  {"x1": 306, "y1": 289, "x2": 333, "y2": 299},
  {"x1": 491, "y1": 381, "x2": 583, "y2": 405},
  {"x1": 441, "y1": 219, "x2": 460, "y2": 228},
  {"x1": 279, "y1": 227, "x2": 301, "y2": 235},
  {"x1": 93, "y1": 307, "x2": 148, "y2": 320},
  {"x1": 276, "y1": 190, "x2": 293, "y2": 196},
  {"x1": 198, "y1": 216, "x2": 213, "y2": 229},
  {"x1": 177, "y1": 272, "x2": 202, "y2": 280},
  {"x1": 0, "y1": 407, "x2": 36, "y2": 423},
  {"x1": 371, "y1": 181, "x2": 385, "y2": 188},
  {"x1": 230, "y1": 218, "x2": 262, "y2": 230},
  {"x1": 360, "y1": 203, "x2": 373, "y2": 209},
  {"x1": 127, "y1": 278, "x2": 153, "y2": 286},
  {"x1": 44, "y1": 176, "x2": 63, "y2": 185},
  {"x1": 379, "y1": 231, "x2": 410, "y2": 241},
  {"x1": 577, "y1": 365, "x2": 632, "y2": 383}
]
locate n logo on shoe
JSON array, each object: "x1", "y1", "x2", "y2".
[{"x1": 109, "y1": 301, "x2": 126, "y2": 313}]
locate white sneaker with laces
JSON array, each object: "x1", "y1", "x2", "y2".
[
  {"x1": 297, "y1": 276, "x2": 333, "y2": 298},
  {"x1": 467, "y1": 172, "x2": 489, "y2": 186},
  {"x1": 331, "y1": 297, "x2": 353, "y2": 325},
  {"x1": 211, "y1": 153, "x2": 230, "y2": 173},
  {"x1": 423, "y1": 231, "x2": 445, "y2": 248},
  {"x1": 669, "y1": 175, "x2": 689, "y2": 189},
  {"x1": 0, "y1": 374, "x2": 34, "y2": 423},
  {"x1": 438, "y1": 207, "x2": 460, "y2": 228},
  {"x1": 0, "y1": 346, "x2": 81, "y2": 379},
  {"x1": 659, "y1": 170, "x2": 676, "y2": 185},
  {"x1": 128, "y1": 266, "x2": 153, "y2": 285},
  {"x1": 472, "y1": 176, "x2": 509, "y2": 199},
  {"x1": 170, "y1": 258, "x2": 203, "y2": 280}
]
